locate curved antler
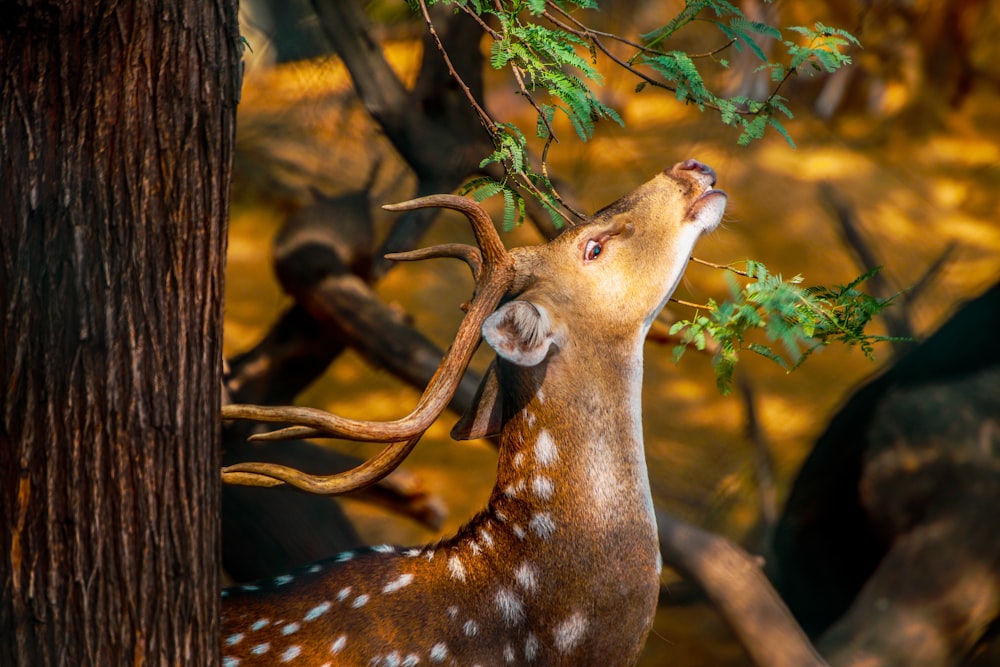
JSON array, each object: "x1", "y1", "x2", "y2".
[
  {"x1": 221, "y1": 195, "x2": 515, "y2": 494},
  {"x1": 221, "y1": 434, "x2": 422, "y2": 493}
]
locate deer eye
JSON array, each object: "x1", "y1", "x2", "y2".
[{"x1": 584, "y1": 239, "x2": 603, "y2": 262}]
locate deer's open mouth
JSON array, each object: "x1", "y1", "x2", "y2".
[{"x1": 686, "y1": 188, "x2": 727, "y2": 228}]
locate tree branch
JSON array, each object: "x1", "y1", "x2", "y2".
[{"x1": 657, "y1": 510, "x2": 829, "y2": 667}]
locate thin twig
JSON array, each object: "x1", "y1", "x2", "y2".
[
  {"x1": 418, "y1": 0, "x2": 496, "y2": 135},
  {"x1": 670, "y1": 297, "x2": 711, "y2": 310},
  {"x1": 687, "y1": 38, "x2": 738, "y2": 59},
  {"x1": 514, "y1": 171, "x2": 580, "y2": 226},
  {"x1": 423, "y1": 0, "x2": 582, "y2": 226},
  {"x1": 455, "y1": 3, "x2": 501, "y2": 40},
  {"x1": 544, "y1": 1, "x2": 672, "y2": 58},
  {"x1": 689, "y1": 256, "x2": 751, "y2": 277},
  {"x1": 511, "y1": 64, "x2": 559, "y2": 143},
  {"x1": 541, "y1": 8, "x2": 682, "y2": 98},
  {"x1": 543, "y1": 1, "x2": 814, "y2": 119}
]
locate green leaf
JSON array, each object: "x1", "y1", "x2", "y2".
[{"x1": 501, "y1": 187, "x2": 517, "y2": 231}]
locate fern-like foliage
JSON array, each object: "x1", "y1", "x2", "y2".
[
  {"x1": 421, "y1": 0, "x2": 859, "y2": 223},
  {"x1": 669, "y1": 264, "x2": 901, "y2": 393},
  {"x1": 412, "y1": 1, "x2": 883, "y2": 388}
]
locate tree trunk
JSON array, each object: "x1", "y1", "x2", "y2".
[{"x1": 0, "y1": 1, "x2": 240, "y2": 664}]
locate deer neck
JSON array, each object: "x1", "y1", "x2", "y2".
[
  {"x1": 482, "y1": 333, "x2": 660, "y2": 587},
  {"x1": 491, "y1": 336, "x2": 655, "y2": 530}
]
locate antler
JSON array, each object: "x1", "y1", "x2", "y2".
[{"x1": 221, "y1": 195, "x2": 516, "y2": 494}]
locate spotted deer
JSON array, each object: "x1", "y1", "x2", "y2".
[{"x1": 220, "y1": 159, "x2": 727, "y2": 666}]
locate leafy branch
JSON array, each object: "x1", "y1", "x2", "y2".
[
  {"x1": 410, "y1": 1, "x2": 885, "y2": 389},
  {"x1": 417, "y1": 0, "x2": 859, "y2": 227},
  {"x1": 669, "y1": 263, "x2": 903, "y2": 394}
]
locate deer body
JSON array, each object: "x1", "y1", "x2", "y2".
[{"x1": 222, "y1": 160, "x2": 726, "y2": 666}]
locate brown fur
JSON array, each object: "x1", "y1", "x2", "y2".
[{"x1": 221, "y1": 160, "x2": 726, "y2": 666}]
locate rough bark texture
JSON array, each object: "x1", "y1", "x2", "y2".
[{"x1": 0, "y1": 1, "x2": 240, "y2": 664}]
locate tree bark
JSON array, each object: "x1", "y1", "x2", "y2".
[{"x1": 0, "y1": 1, "x2": 240, "y2": 664}]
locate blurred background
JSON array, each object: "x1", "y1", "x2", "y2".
[{"x1": 222, "y1": 1, "x2": 1000, "y2": 664}]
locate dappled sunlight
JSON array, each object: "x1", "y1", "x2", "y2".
[
  {"x1": 939, "y1": 214, "x2": 1000, "y2": 252},
  {"x1": 225, "y1": 10, "x2": 1000, "y2": 663},
  {"x1": 929, "y1": 177, "x2": 971, "y2": 210},
  {"x1": 223, "y1": 206, "x2": 288, "y2": 356},
  {"x1": 758, "y1": 142, "x2": 875, "y2": 181},
  {"x1": 926, "y1": 135, "x2": 1000, "y2": 167},
  {"x1": 241, "y1": 41, "x2": 423, "y2": 107},
  {"x1": 625, "y1": 93, "x2": 705, "y2": 128}
]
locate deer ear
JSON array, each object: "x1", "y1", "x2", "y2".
[
  {"x1": 451, "y1": 360, "x2": 503, "y2": 440},
  {"x1": 482, "y1": 300, "x2": 556, "y2": 367}
]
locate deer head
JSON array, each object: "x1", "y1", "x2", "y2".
[{"x1": 221, "y1": 159, "x2": 726, "y2": 666}]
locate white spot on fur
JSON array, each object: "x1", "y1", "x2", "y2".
[
  {"x1": 554, "y1": 611, "x2": 589, "y2": 653},
  {"x1": 494, "y1": 509, "x2": 508, "y2": 523},
  {"x1": 531, "y1": 475, "x2": 554, "y2": 500},
  {"x1": 537, "y1": 388, "x2": 546, "y2": 404},
  {"x1": 463, "y1": 620, "x2": 479, "y2": 636},
  {"x1": 447, "y1": 605, "x2": 459, "y2": 619},
  {"x1": 331, "y1": 635, "x2": 347, "y2": 654},
  {"x1": 512, "y1": 523, "x2": 526, "y2": 540},
  {"x1": 448, "y1": 555, "x2": 467, "y2": 582},
  {"x1": 336, "y1": 551, "x2": 354, "y2": 562},
  {"x1": 383, "y1": 573, "x2": 414, "y2": 593},
  {"x1": 404, "y1": 548, "x2": 421, "y2": 558},
  {"x1": 429, "y1": 643, "x2": 448, "y2": 662},
  {"x1": 240, "y1": 584, "x2": 258, "y2": 592},
  {"x1": 225, "y1": 633, "x2": 243, "y2": 647},
  {"x1": 504, "y1": 644, "x2": 516, "y2": 663},
  {"x1": 529, "y1": 512, "x2": 556, "y2": 539},
  {"x1": 305, "y1": 601, "x2": 331, "y2": 621},
  {"x1": 524, "y1": 410, "x2": 536, "y2": 427},
  {"x1": 524, "y1": 633, "x2": 539, "y2": 661},
  {"x1": 424, "y1": 550, "x2": 436, "y2": 561},
  {"x1": 479, "y1": 528, "x2": 494, "y2": 548},
  {"x1": 503, "y1": 479, "x2": 526, "y2": 497},
  {"x1": 383, "y1": 652, "x2": 401, "y2": 667},
  {"x1": 280, "y1": 645, "x2": 301, "y2": 662},
  {"x1": 372, "y1": 544, "x2": 395, "y2": 553},
  {"x1": 337, "y1": 587, "x2": 352, "y2": 602},
  {"x1": 308, "y1": 564, "x2": 323, "y2": 573},
  {"x1": 402, "y1": 655, "x2": 420, "y2": 667},
  {"x1": 352, "y1": 594, "x2": 370, "y2": 608},
  {"x1": 281, "y1": 622, "x2": 300, "y2": 635},
  {"x1": 495, "y1": 588, "x2": 525, "y2": 626},
  {"x1": 512, "y1": 451, "x2": 526, "y2": 469},
  {"x1": 656, "y1": 551, "x2": 663, "y2": 574},
  {"x1": 534, "y1": 430, "x2": 558, "y2": 466},
  {"x1": 251, "y1": 619, "x2": 270, "y2": 631},
  {"x1": 251, "y1": 643, "x2": 270, "y2": 655},
  {"x1": 515, "y1": 562, "x2": 538, "y2": 592},
  {"x1": 223, "y1": 658, "x2": 239, "y2": 667},
  {"x1": 469, "y1": 540, "x2": 481, "y2": 556}
]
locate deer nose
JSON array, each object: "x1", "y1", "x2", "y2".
[{"x1": 677, "y1": 159, "x2": 717, "y2": 186}]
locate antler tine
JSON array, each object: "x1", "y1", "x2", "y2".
[
  {"x1": 382, "y1": 195, "x2": 508, "y2": 269},
  {"x1": 222, "y1": 195, "x2": 516, "y2": 490},
  {"x1": 220, "y1": 275, "x2": 506, "y2": 443},
  {"x1": 220, "y1": 434, "x2": 422, "y2": 495},
  {"x1": 385, "y1": 243, "x2": 483, "y2": 282}
]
